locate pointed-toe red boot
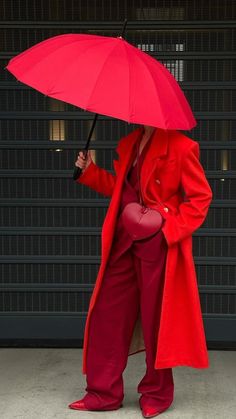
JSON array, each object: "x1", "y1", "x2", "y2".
[
  {"x1": 68, "y1": 398, "x2": 123, "y2": 411},
  {"x1": 141, "y1": 405, "x2": 160, "y2": 418},
  {"x1": 68, "y1": 399, "x2": 88, "y2": 410}
]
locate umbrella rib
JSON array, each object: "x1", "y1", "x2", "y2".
[
  {"x1": 134, "y1": 50, "x2": 169, "y2": 128},
  {"x1": 46, "y1": 37, "x2": 110, "y2": 96},
  {"x1": 14, "y1": 36, "x2": 109, "y2": 95},
  {"x1": 13, "y1": 36, "x2": 86, "y2": 81},
  {"x1": 122, "y1": 41, "x2": 132, "y2": 120},
  {"x1": 83, "y1": 41, "x2": 121, "y2": 110},
  {"x1": 143, "y1": 52, "x2": 195, "y2": 127}
]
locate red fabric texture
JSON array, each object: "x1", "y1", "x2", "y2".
[
  {"x1": 77, "y1": 126, "x2": 213, "y2": 373},
  {"x1": 6, "y1": 34, "x2": 196, "y2": 130},
  {"x1": 83, "y1": 144, "x2": 174, "y2": 410}
]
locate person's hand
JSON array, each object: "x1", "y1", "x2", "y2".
[{"x1": 75, "y1": 150, "x2": 92, "y2": 173}]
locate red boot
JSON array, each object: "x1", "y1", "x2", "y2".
[
  {"x1": 68, "y1": 399, "x2": 88, "y2": 411},
  {"x1": 68, "y1": 398, "x2": 123, "y2": 411},
  {"x1": 141, "y1": 405, "x2": 160, "y2": 418}
]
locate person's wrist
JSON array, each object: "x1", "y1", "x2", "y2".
[{"x1": 83, "y1": 159, "x2": 92, "y2": 173}]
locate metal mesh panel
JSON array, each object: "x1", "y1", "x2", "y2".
[
  {"x1": 1, "y1": 89, "x2": 236, "y2": 113},
  {"x1": 1, "y1": 28, "x2": 236, "y2": 53},
  {"x1": 0, "y1": 206, "x2": 108, "y2": 227},
  {"x1": 0, "y1": 0, "x2": 235, "y2": 344},
  {"x1": 0, "y1": 263, "x2": 100, "y2": 284},
  {"x1": 200, "y1": 293, "x2": 236, "y2": 314},
  {"x1": 0, "y1": 291, "x2": 91, "y2": 312},
  {"x1": 0, "y1": 235, "x2": 101, "y2": 256},
  {"x1": 0, "y1": 0, "x2": 236, "y2": 21},
  {"x1": 197, "y1": 265, "x2": 236, "y2": 286},
  {"x1": 193, "y1": 236, "x2": 236, "y2": 258},
  {"x1": 0, "y1": 118, "x2": 235, "y2": 142}
]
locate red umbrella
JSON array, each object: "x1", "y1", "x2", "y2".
[
  {"x1": 6, "y1": 33, "x2": 195, "y2": 130},
  {"x1": 5, "y1": 22, "x2": 196, "y2": 179}
]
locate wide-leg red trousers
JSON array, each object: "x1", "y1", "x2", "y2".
[{"x1": 82, "y1": 138, "x2": 174, "y2": 411}]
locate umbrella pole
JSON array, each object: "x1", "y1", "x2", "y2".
[
  {"x1": 73, "y1": 18, "x2": 128, "y2": 181},
  {"x1": 73, "y1": 113, "x2": 98, "y2": 180}
]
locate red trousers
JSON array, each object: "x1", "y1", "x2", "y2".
[
  {"x1": 83, "y1": 222, "x2": 174, "y2": 411},
  {"x1": 82, "y1": 139, "x2": 174, "y2": 411}
]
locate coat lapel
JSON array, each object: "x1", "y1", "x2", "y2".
[
  {"x1": 117, "y1": 126, "x2": 169, "y2": 164},
  {"x1": 117, "y1": 126, "x2": 169, "y2": 158},
  {"x1": 116, "y1": 126, "x2": 170, "y2": 199},
  {"x1": 141, "y1": 128, "x2": 169, "y2": 195}
]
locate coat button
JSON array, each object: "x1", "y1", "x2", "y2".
[
  {"x1": 155, "y1": 179, "x2": 161, "y2": 184},
  {"x1": 163, "y1": 207, "x2": 169, "y2": 212}
]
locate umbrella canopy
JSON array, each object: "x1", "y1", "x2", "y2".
[{"x1": 6, "y1": 33, "x2": 196, "y2": 130}]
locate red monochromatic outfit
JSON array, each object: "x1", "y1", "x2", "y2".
[
  {"x1": 82, "y1": 136, "x2": 174, "y2": 411},
  {"x1": 76, "y1": 127, "x2": 213, "y2": 400}
]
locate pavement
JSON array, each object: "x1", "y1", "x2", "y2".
[{"x1": 0, "y1": 348, "x2": 235, "y2": 419}]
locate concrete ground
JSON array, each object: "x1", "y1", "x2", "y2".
[{"x1": 0, "y1": 349, "x2": 235, "y2": 419}]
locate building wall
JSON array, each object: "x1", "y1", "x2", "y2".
[{"x1": 0, "y1": 0, "x2": 235, "y2": 347}]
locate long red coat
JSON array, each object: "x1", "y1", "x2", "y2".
[{"x1": 76, "y1": 126, "x2": 213, "y2": 374}]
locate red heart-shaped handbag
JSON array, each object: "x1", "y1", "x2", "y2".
[{"x1": 121, "y1": 202, "x2": 163, "y2": 241}]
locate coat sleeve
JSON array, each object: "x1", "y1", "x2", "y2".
[
  {"x1": 161, "y1": 141, "x2": 213, "y2": 247},
  {"x1": 75, "y1": 158, "x2": 117, "y2": 197},
  {"x1": 75, "y1": 135, "x2": 127, "y2": 196}
]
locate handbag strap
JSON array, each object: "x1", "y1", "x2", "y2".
[{"x1": 136, "y1": 133, "x2": 145, "y2": 207}]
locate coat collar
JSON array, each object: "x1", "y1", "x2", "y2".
[{"x1": 117, "y1": 126, "x2": 169, "y2": 162}]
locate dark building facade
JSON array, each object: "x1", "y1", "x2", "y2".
[{"x1": 0, "y1": 0, "x2": 235, "y2": 348}]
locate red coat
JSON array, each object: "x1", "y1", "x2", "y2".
[{"x1": 77, "y1": 126, "x2": 213, "y2": 373}]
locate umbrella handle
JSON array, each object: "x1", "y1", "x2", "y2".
[
  {"x1": 73, "y1": 158, "x2": 86, "y2": 180},
  {"x1": 73, "y1": 113, "x2": 98, "y2": 180}
]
